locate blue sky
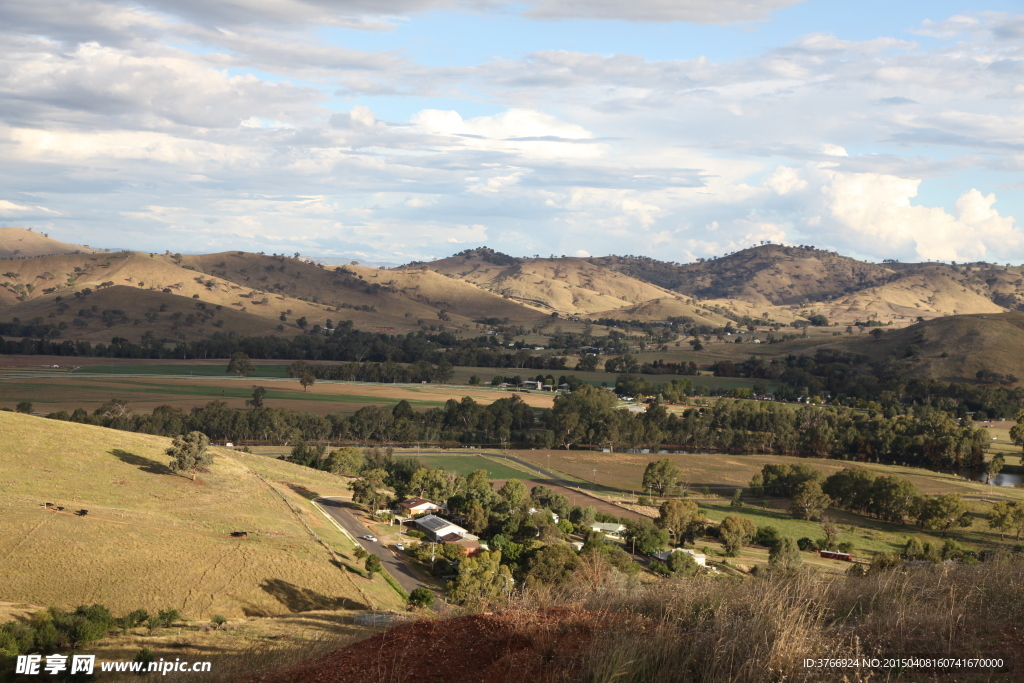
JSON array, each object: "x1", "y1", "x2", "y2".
[{"x1": 0, "y1": 0, "x2": 1022, "y2": 264}]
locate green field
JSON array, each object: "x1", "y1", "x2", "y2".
[
  {"x1": 76, "y1": 364, "x2": 291, "y2": 377},
  {"x1": 393, "y1": 453, "x2": 531, "y2": 480}
]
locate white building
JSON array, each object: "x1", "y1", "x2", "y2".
[{"x1": 651, "y1": 548, "x2": 707, "y2": 567}]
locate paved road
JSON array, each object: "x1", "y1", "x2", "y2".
[{"x1": 313, "y1": 496, "x2": 428, "y2": 595}]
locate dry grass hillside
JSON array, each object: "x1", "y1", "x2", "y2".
[
  {"x1": 403, "y1": 248, "x2": 679, "y2": 315},
  {"x1": 817, "y1": 266, "x2": 1006, "y2": 324},
  {"x1": 0, "y1": 411, "x2": 401, "y2": 617},
  {"x1": 0, "y1": 227, "x2": 101, "y2": 259},
  {"x1": 0, "y1": 244, "x2": 545, "y2": 343},
  {"x1": 596, "y1": 245, "x2": 899, "y2": 306},
  {"x1": 831, "y1": 311, "x2": 1024, "y2": 382}
]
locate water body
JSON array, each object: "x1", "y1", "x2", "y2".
[{"x1": 970, "y1": 472, "x2": 1024, "y2": 487}]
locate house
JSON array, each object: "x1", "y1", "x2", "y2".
[
  {"x1": 528, "y1": 507, "x2": 559, "y2": 524},
  {"x1": 651, "y1": 548, "x2": 707, "y2": 567},
  {"x1": 521, "y1": 380, "x2": 541, "y2": 390},
  {"x1": 413, "y1": 514, "x2": 479, "y2": 544},
  {"x1": 396, "y1": 497, "x2": 444, "y2": 516},
  {"x1": 591, "y1": 522, "x2": 626, "y2": 539}
]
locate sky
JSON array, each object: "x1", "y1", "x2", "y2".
[{"x1": 1, "y1": 0, "x2": 1022, "y2": 265}]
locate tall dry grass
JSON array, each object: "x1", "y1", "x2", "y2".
[{"x1": 515, "y1": 555, "x2": 1024, "y2": 682}]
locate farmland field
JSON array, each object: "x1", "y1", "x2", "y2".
[
  {"x1": 510, "y1": 448, "x2": 1024, "y2": 503},
  {"x1": 392, "y1": 453, "x2": 531, "y2": 480},
  {"x1": 0, "y1": 374, "x2": 557, "y2": 415}
]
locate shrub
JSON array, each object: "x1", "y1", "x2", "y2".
[
  {"x1": 408, "y1": 588, "x2": 435, "y2": 609},
  {"x1": 405, "y1": 529, "x2": 425, "y2": 539},
  {"x1": 753, "y1": 525, "x2": 781, "y2": 548},
  {"x1": 797, "y1": 537, "x2": 818, "y2": 552}
]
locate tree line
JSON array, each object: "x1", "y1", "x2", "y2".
[{"x1": 46, "y1": 387, "x2": 990, "y2": 469}]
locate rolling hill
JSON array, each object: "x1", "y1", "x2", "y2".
[
  {"x1": 0, "y1": 244, "x2": 549, "y2": 343},
  {"x1": 829, "y1": 311, "x2": 1024, "y2": 383},
  {"x1": 0, "y1": 411, "x2": 399, "y2": 617},
  {"x1": 0, "y1": 227, "x2": 101, "y2": 259}
]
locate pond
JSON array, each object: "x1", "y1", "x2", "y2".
[{"x1": 969, "y1": 471, "x2": 1024, "y2": 487}]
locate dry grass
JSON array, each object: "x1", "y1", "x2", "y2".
[
  {"x1": 515, "y1": 555, "x2": 1024, "y2": 681},
  {"x1": 0, "y1": 412, "x2": 402, "y2": 617}
]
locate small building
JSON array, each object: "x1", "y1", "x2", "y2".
[
  {"x1": 819, "y1": 550, "x2": 852, "y2": 562},
  {"x1": 528, "y1": 507, "x2": 559, "y2": 524},
  {"x1": 521, "y1": 380, "x2": 541, "y2": 390},
  {"x1": 396, "y1": 497, "x2": 444, "y2": 516},
  {"x1": 591, "y1": 522, "x2": 626, "y2": 539},
  {"x1": 413, "y1": 514, "x2": 479, "y2": 544},
  {"x1": 651, "y1": 548, "x2": 707, "y2": 567}
]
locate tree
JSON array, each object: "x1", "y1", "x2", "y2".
[
  {"x1": 15, "y1": 401, "x2": 32, "y2": 413},
  {"x1": 986, "y1": 454, "x2": 1005, "y2": 484},
  {"x1": 987, "y1": 501, "x2": 1024, "y2": 541},
  {"x1": 769, "y1": 537, "x2": 803, "y2": 571},
  {"x1": 789, "y1": 480, "x2": 832, "y2": 520},
  {"x1": 351, "y1": 468, "x2": 389, "y2": 511},
  {"x1": 498, "y1": 478, "x2": 529, "y2": 510},
  {"x1": 1010, "y1": 409, "x2": 1024, "y2": 454},
  {"x1": 665, "y1": 550, "x2": 700, "y2": 577},
  {"x1": 300, "y1": 373, "x2": 316, "y2": 392},
  {"x1": 447, "y1": 551, "x2": 514, "y2": 606},
  {"x1": 820, "y1": 516, "x2": 840, "y2": 550},
  {"x1": 730, "y1": 488, "x2": 744, "y2": 508},
  {"x1": 525, "y1": 544, "x2": 581, "y2": 588},
  {"x1": 643, "y1": 459, "x2": 682, "y2": 496},
  {"x1": 920, "y1": 494, "x2": 972, "y2": 536},
  {"x1": 656, "y1": 499, "x2": 704, "y2": 545},
  {"x1": 719, "y1": 516, "x2": 756, "y2": 556},
  {"x1": 324, "y1": 446, "x2": 364, "y2": 475},
  {"x1": 624, "y1": 518, "x2": 669, "y2": 555},
  {"x1": 408, "y1": 588, "x2": 434, "y2": 609},
  {"x1": 226, "y1": 352, "x2": 255, "y2": 377},
  {"x1": 246, "y1": 385, "x2": 266, "y2": 409},
  {"x1": 365, "y1": 554, "x2": 383, "y2": 578},
  {"x1": 166, "y1": 431, "x2": 213, "y2": 481}
]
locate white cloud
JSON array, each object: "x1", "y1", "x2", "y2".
[
  {"x1": 524, "y1": 0, "x2": 806, "y2": 23},
  {"x1": 409, "y1": 108, "x2": 606, "y2": 160},
  {"x1": 819, "y1": 171, "x2": 1020, "y2": 261},
  {"x1": 0, "y1": 200, "x2": 58, "y2": 216}
]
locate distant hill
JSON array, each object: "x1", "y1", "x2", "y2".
[
  {"x1": 5, "y1": 232, "x2": 1024, "y2": 347},
  {"x1": 828, "y1": 312, "x2": 1024, "y2": 383},
  {"x1": 595, "y1": 246, "x2": 899, "y2": 305},
  {"x1": 399, "y1": 247, "x2": 683, "y2": 316},
  {"x1": 0, "y1": 247, "x2": 549, "y2": 343},
  {"x1": 0, "y1": 227, "x2": 101, "y2": 259}
]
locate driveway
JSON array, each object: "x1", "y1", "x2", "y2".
[{"x1": 313, "y1": 496, "x2": 431, "y2": 595}]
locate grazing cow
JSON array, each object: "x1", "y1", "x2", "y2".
[
  {"x1": 230, "y1": 531, "x2": 248, "y2": 538},
  {"x1": 77, "y1": 509, "x2": 89, "y2": 516}
]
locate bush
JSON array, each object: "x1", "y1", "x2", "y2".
[
  {"x1": 365, "y1": 554, "x2": 383, "y2": 577},
  {"x1": 408, "y1": 588, "x2": 435, "y2": 609},
  {"x1": 211, "y1": 615, "x2": 227, "y2": 629},
  {"x1": 836, "y1": 541, "x2": 854, "y2": 554},
  {"x1": 753, "y1": 526, "x2": 781, "y2": 548},
  {"x1": 405, "y1": 529, "x2": 425, "y2": 539},
  {"x1": 797, "y1": 537, "x2": 818, "y2": 552}
]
